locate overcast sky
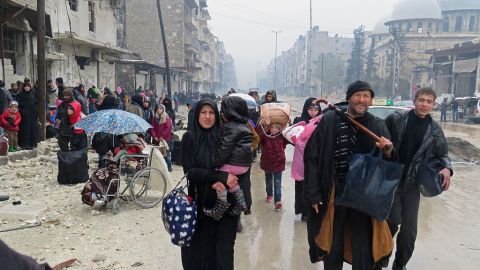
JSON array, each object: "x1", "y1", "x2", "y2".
[{"x1": 208, "y1": 0, "x2": 399, "y2": 89}]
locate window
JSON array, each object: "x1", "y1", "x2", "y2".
[
  {"x1": 443, "y1": 17, "x2": 450, "y2": 32},
  {"x1": 88, "y1": 1, "x2": 95, "y2": 32},
  {"x1": 68, "y1": 0, "x2": 78, "y2": 11},
  {"x1": 455, "y1": 16, "x2": 463, "y2": 32},
  {"x1": 469, "y1": 16, "x2": 476, "y2": 32},
  {"x1": 407, "y1": 22, "x2": 413, "y2": 32},
  {"x1": 417, "y1": 22, "x2": 423, "y2": 33},
  {"x1": 428, "y1": 22, "x2": 432, "y2": 32}
]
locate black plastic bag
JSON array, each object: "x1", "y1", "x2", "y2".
[
  {"x1": 335, "y1": 152, "x2": 404, "y2": 221},
  {"x1": 416, "y1": 146, "x2": 444, "y2": 197},
  {"x1": 57, "y1": 149, "x2": 89, "y2": 185}
]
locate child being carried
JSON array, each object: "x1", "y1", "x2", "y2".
[{"x1": 204, "y1": 96, "x2": 253, "y2": 221}]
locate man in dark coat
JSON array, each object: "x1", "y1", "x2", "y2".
[
  {"x1": 304, "y1": 80, "x2": 394, "y2": 269},
  {"x1": 0, "y1": 80, "x2": 7, "y2": 114},
  {"x1": 55, "y1": 77, "x2": 65, "y2": 101},
  {"x1": 385, "y1": 88, "x2": 453, "y2": 270}
]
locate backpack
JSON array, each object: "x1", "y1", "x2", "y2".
[{"x1": 161, "y1": 177, "x2": 197, "y2": 247}]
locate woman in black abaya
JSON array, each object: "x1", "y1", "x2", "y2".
[
  {"x1": 181, "y1": 99, "x2": 242, "y2": 270},
  {"x1": 17, "y1": 82, "x2": 38, "y2": 149}
]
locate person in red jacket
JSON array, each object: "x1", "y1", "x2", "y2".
[
  {"x1": 150, "y1": 104, "x2": 174, "y2": 171},
  {"x1": 56, "y1": 89, "x2": 86, "y2": 151},
  {"x1": 0, "y1": 101, "x2": 21, "y2": 152},
  {"x1": 257, "y1": 122, "x2": 288, "y2": 210}
]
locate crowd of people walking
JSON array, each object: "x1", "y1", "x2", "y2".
[{"x1": 0, "y1": 77, "x2": 453, "y2": 270}]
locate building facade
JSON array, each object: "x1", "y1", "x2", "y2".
[{"x1": 370, "y1": 0, "x2": 480, "y2": 98}]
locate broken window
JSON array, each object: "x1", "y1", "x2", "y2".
[
  {"x1": 75, "y1": 56, "x2": 91, "y2": 70},
  {"x1": 68, "y1": 0, "x2": 78, "y2": 11},
  {"x1": 443, "y1": 17, "x2": 449, "y2": 32},
  {"x1": 455, "y1": 16, "x2": 463, "y2": 32},
  {"x1": 417, "y1": 22, "x2": 423, "y2": 33},
  {"x1": 88, "y1": 1, "x2": 95, "y2": 32},
  {"x1": 2, "y1": 28, "x2": 17, "y2": 74},
  {"x1": 469, "y1": 16, "x2": 475, "y2": 32}
]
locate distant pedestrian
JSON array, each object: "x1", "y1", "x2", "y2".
[
  {"x1": 257, "y1": 122, "x2": 288, "y2": 211},
  {"x1": 451, "y1": 99, "x2": 459, "y2": 122},
  {"x1": 386, "y1": 88, "x2": 452, "y2": 270},
  {"x1": 74, "y1": 84, "x2": 88, "y2": 115},
  {"x1": 47, "y1": 79, "x2": 57, "y2": 107},
  {"x1": 0, "y1": 101, "x2": 21, "y2": 152},
  {"x1": 16, "y1": 82, "x2": 38, "y2": 150},
  {"x1": 163, "y1": 97, "x2": 176, "y2": 129},
  {"x1": 0, "y1": 81, "x2": 7, "y2": 113},
  {"x1": 126, "y1": 94, "x2": 144, "y2": 118},
  {"x1": 150, "y1": 104, "x2": 173, "y2": 171},
  {"x1": 56, "y1": 89, "x2": 87, "y2": 152},
  {"x1": 439, "y1": 98, "x2": 448, "y2": 122},
  {"x1": 55, "y1": 77, "x2": 65, "y2": 101}
]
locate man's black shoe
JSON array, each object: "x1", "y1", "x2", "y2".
[{"x1": 0, "y1": 195, "x2": 10, "y2": 201}]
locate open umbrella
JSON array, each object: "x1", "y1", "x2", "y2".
[
  {"x1": 74, "y1": 109, "x2": 152, "y2": 134},
  {"x1": 230, "y1": 93, "x2": 257, "y2": 110}
]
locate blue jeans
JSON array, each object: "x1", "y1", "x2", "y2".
[
  {"x1": 452, "y1": 109, "x2": 458, "y2": 122},
  {"x1": 265, "y1": 171, "x2": 282, "y2": 203},
  {"x1": 440, "y1": 111, "x2": 447, "y2": 122},
  {"x1": 166, "y1": 140, "x2": 174, "y2": 169}
]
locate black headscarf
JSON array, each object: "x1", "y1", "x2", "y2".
[
  {"x1": 300, "y1": 97, "x2": 320, "y2": 123},
  {"x1": 221, "y1": 96, "x2": 248, "y2": 124},
  {"x1": 131, "y1": 94, "x2": 144, "y2": 107},
  {"x1": 190, "y1": 99, "x2": 220, "y2": 168}
]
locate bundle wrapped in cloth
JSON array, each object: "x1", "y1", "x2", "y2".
[{"x1": 259, "y1": 103, "x2": 291, "y2": 129}]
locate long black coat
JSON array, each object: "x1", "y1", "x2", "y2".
[
  {"x1": 303, "y1": 109, "x2": 392, "y2": 263},
  {"x1": 17, "y1": 90, "x2": 38, "y2": 148}
]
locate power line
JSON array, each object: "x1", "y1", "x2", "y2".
[
  {"x1": 209, "y1": 11, "x2": 305, "y2": 31},
  {"x1": 209, "y1": 0, "x2": 307, "y2": 28}
]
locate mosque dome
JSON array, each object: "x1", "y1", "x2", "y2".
[
  {"x1": 372, "y1": 16, "x2": 390, "y2": 34},
  {"x1": 390, "y1": 0, "x2": 442, "y2": 21},
  {"x1": 440, "y1": 0, "x2": 480, "y2": 11}
]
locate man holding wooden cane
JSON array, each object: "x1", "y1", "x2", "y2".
[{"x1": 304, "y1": 80, "x2": 394, "y2": 270}]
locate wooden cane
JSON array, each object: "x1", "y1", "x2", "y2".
[{"x1": 314, "y1": 98, "x2": 382, "y2": 143}]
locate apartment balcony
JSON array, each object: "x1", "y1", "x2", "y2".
[
  {"x1": 184, "y1": 15, "x2": 198, "y2": 31},
  {"x1": 185, "y1": 36, "x2": 200, "y2": 55}
]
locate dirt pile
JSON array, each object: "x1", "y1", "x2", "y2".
[{"x1": 447, "y1": 137, "x2": 480, "y2": 162}]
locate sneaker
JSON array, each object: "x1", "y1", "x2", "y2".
[
  {"x1": 266, "y1": 196, "x2": 273, "y2": 203},
  {"x1": 275, "y1": 202, "x2": 282, "y2": 211}
]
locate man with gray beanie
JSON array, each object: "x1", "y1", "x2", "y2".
[{"x1": 304, "y1": 80, "x2": 394, "y2": 269}]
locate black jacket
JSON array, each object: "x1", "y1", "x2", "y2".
[
  {"x1": 215, "y1": 121, "x2": 253, "y2": 167},
  {"x1": 304, "y1": 109, "x2": 392, "y2": 263},
  {"x1": 215, "y1": 96, "x2": 253, "y2": 167},
  {"x1": 385, "y1": 110, "x2": 453, "y2": 189}
]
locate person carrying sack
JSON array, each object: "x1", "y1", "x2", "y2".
[
  {"x1": 385, "y1": 88, "x2": 453, "y2": 270},
  {"x1": 304, "y1": 80, "x2": 394, "y2": 270}
]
